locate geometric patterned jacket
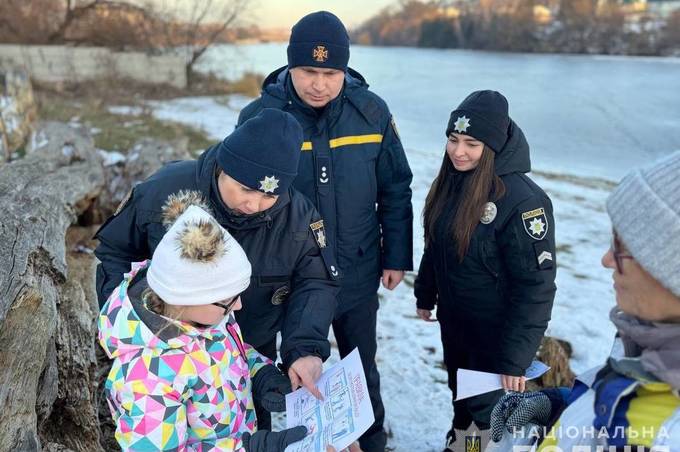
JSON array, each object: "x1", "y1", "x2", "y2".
[{"x1": 98, "y1": 260, "x2": 271, "y2": 451}]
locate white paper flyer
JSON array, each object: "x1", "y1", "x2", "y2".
[
  {"x1": 285, "y1": 348, "x2": 374, "y2": 452},
  {"x1": 455, "y1": 360, "x2": 551, "y2": 401}
]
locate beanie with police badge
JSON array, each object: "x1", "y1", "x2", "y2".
[
  {"x1": 217, "y1": 108, "x2": 303, "y2": 196},
  {"x1": 446, "y1": 90, "x2": 511, "y2": 153}
]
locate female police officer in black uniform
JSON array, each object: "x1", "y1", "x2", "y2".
[{"x1": 414, "y1": 90, "x2": 557, "y2": 450}]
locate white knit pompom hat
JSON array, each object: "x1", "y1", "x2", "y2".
[
  {"x1": 606, "y1": 150, "x2": 680, "y2": 298},
  {"x1": 147, "y1": 203, "x2": 251, "y2": 306}
]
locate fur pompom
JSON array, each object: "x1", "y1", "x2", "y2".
[
  {"x1": 162, "y1": 190, "x2": 212, "y2": 229},
  {"x1": 177, "y1": 219, "x2": 225, "y2": 262}
]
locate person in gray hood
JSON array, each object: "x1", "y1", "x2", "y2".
[
  {"x1": 490, "y1": 150, "x2": 680, "y2": 451},
  {"x1": 414, "y1": 90, "x2": 557, "y2": 450}
]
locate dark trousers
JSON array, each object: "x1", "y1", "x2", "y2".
[
  {"x1": 451, "y1": 385, "x2": 504, "y2": 431},
  {"x1": 253, "y1": 339, "x2": 278, "y2": 431},
  {"x1": 333, "y1": 282, "x2": 385, "y2": 452},
  {"x1": 440, "y1": 322, "x2": 504, "y2": 432}
]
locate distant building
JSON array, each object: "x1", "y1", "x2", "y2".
[{"x1": 646, "y1": 0, "x2": 680, "y2": 16}]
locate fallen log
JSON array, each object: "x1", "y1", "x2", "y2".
[
  {"x1": 0, "y1": 120, "x2": 196, "y2": 450},
  {"x1": 0, "y1": 121, "x2": 104, "y2": 451}
]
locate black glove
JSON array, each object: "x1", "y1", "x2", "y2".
[
  {"x1": 242, "y1": 426, "x2": 308, "y2": 452},
  {"x1": 251, "y1": 364, "x2": 292, "y2": 413},
  {"x1": 490, "y1": 391, "x2": 552, "y2": 442}
]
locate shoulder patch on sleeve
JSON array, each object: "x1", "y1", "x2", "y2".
[
  {"x1": 534, "y1": 240, "x2": 554, "y2": 270},
  {"x1": 390, "y1": 115, "x2": 401, "y2": 141},
  {"x1": 114, "y1": 189, "x2": 133, "y2": 216},
  {"x1": 521, "y1": 207, "x2": 549, "y2": 240},
  {"x1": 310, "y1": 220, "x2": 327, "y2": 248}
]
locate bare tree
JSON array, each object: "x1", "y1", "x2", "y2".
[
  {"x1": 47, "y1": 0, "x2": 150, "y2": 43},
  {"x1": 0, "y1": 0, "x2": 62, "y2": 43},
  {"x1": 144, "y1": 0, "x2": 252, "y2": 85},
  {"x1": 0, "y1": 0, "x2": 151, "y2": 45}
]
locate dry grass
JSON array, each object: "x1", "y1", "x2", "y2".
[
  {"x1": 35, "y1": 89, "x2": 213, "y2": 152},
  {"x1": 34, "y1": 71, "x2": 263, "y2": 103},
  {"x1": 32, "y1": 71, "x2": 262, "y2": 153}
]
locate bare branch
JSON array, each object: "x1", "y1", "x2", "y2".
[{"x1": 188, "y1": 0, "x2": 245, "y2": 67}]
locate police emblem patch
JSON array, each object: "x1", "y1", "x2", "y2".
[
  {"x1": 480, "y1": 201, "x2": 497, "y2": 224},
  {"x1": 114, "y1": 189, "x2": 133, "y2": 216},
  {"x1": 313, "y1": 45, "x2": 328, "y2": 63},
  {"x1": 271, "y1": 285, "x2": 290, "y2": 305},
  {"x1": 310, "y1": 220, "x2": 327, "y2": 248},
  {"x1": 259, "y1": 175, "x2": 279, "y2": 193},
  {"x1": 522, "y1": 207, "x2": 548, "y2": 240},
  {"x1": 453, "y1": 115, "x2": 471, "y2": 133},
  {"x1": 465, "y1": 435, "x2": 481, "y2": 452}
]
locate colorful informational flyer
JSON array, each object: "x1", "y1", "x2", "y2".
[{"x1": 285, "y1": 348, "x2": 374, "y2": 452}]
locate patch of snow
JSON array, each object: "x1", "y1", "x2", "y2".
[
  {"x1": 98, "y1": 149, "x2": 126, "y2": 167},
  {"x1": 109, "y1": 105, "x2": 144, "y2": 116},
  {"x1": 30, "y1": 130, "x2": 49, "y2": 151},
  {"x1": 62, "y1": 144, "x2": 75, "y2": 159},
  {"x1": 146, "y1": 95, "x2": 253, "y2": 141}
]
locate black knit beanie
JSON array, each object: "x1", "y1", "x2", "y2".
[
  {"x1": 446, "y1": 90, "x2": 510, "y2": 152},
  {"x1": 217, "y1": 109, "x2": 303, "y2": 195},
  {"x1": 287, "y1": 11, "x2": 350, "y2": 71}
]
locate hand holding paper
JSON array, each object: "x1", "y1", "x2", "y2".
[{"x1": 455, "y1": 360, "x2": 550, "y2": 401}]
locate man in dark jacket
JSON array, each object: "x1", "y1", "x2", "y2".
[
  {"x1": 95, "y1": 109, "x2": 340, "y2": 415},
  {"x1": 237, "y1": 11, "x2": 414, "y2": 452}
]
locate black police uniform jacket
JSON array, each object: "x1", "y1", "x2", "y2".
[
  {"x1": 414, "y1": 121, "x2": 557, "y2": 377},
  {"x1": 94, "y1": 146, "x2": 340, "y2": 368},
  {"x1": 237, "y1": 67, "x2": 414, "y2": 298}
]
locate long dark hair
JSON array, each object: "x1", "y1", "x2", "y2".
[{"x1": 423, "y1": 146, "x2": 506, "y2": 262}]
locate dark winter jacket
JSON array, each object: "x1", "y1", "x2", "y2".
[
  {"x1": 94, "y1": 146, "x2": 340, "y2": 368},
  {"x1": 414, "y1": 121, "x2": 557, "y2": 376},
  {"x1": 237, "y1": 66, "x2": 413, "y2": 297}
]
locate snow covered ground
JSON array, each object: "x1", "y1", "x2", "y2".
[{"x1": 111, "y1": 94, "x2": 619, "y2": 450}]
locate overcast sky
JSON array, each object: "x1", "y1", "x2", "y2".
[{"x1": 249, "y1": 0, "x2": 394, "y2": 29}]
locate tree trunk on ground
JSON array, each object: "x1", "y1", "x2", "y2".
[
  {"x1": 0, "y1": 121, "x2": 105, "y2": 451},
  {"x1": 0, "y1": 120, "x2": 194, "y2": 450}
]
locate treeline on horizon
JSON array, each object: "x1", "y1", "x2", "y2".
[{"x1": 351, "y1": 0, "x2": 680, "y2": 56}]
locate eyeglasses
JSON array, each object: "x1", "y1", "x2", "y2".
[
  {"x1": 212, "y1": 292, "x2": 243, "y2": 314},
  {"x1": 611, "y1": 231, "x2": 634, "y2": 274}
]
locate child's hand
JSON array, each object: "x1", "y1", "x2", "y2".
[
  {"x1": 251, "y1": 364, "x2": 292, "y2": 412},
  {"x1": 242, "y1": 426, "x2": 307, "y2": 451}
]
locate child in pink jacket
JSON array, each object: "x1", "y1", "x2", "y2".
[{"x1": 98, "y1": 195, "x2": 307, "y2": 451}]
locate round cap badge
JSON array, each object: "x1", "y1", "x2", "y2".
[
  {"x1": 271, "y1": 285, "x2": 290, "y2": 305},
  {"x1": 480, "y1": 202, "x2": 497, "y2": 224}
]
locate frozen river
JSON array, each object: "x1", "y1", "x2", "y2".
[{"x1": 199, "y1": 43, "x2": 680, "y2": 181}]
